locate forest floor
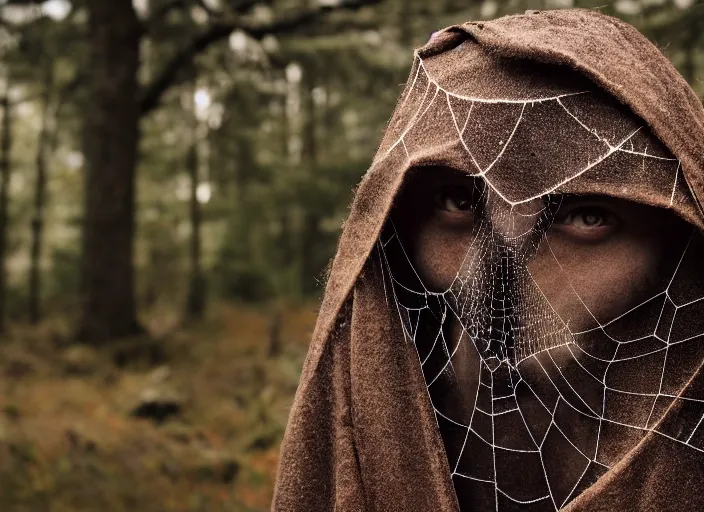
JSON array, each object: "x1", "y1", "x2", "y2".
[{"x1": 0, "y1": 302, "x2": 316, "y2": 511}]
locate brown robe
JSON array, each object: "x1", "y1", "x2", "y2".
[{"x1": 272, "y1": 9, "x2": 704, "y2": 511}]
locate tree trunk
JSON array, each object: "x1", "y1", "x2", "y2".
[
  {"x1": 185, "y1": 132, "x2": 206, "y2": 319},
  {"x1": 78, "y1": 0, "x2": 142, "y2": 343},
  {"x1": 0, "y1": 93, "x2": 11, "y2": 334},
  {"x1": 29, "y1": 66, "x2": 54, "y2": 325}
]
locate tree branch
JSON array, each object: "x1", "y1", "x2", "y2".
[{"x1": 139, "y1": 0, "x2": 384, "y2": 115}]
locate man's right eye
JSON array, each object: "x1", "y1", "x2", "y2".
[{"x1": 435, "y1": 185, "x2": 474, "y2": 213}]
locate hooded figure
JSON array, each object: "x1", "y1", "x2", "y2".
[{"x1": 273, "y1": 9, "x2": 704, "y2": 512}]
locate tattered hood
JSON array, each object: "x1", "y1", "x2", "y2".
[{"x1": 273, "y1": 9, "x2": 704, "y2": 512}]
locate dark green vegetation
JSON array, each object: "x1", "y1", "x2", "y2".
[{"x1": 0, "y1": 0, "x2": 699, "y2": 509}]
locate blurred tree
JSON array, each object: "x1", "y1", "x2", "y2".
[
  {"x1": 76, "y1": 0, "x2": 388, "y2": 342},
  {"x1": 78, "y1": 0, "x2": 142, "y2": 342},
  {"x1": 185, "y1": 80, "x2": 206, "y2": 319},
  {"x1": 0, "y1": 91, "x2": 11, "y2": 334},
  {"x1": 28, "y1": 62, "x2": 52, "y2": 325}
]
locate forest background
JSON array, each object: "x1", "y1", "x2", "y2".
[{"x1": 0, "y1": 0, "x2": 700, "y2": 510}]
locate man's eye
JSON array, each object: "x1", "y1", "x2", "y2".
[
  {"x1": 435, "y1": 185, "x2": 474, "y2": 213},
  {"x1": 550, "y1": 205, "x2": 617, "y2": 242},
  {"x1": 560, "y1": 209, "x2": 609, "y2": 228},
  {"x1": 555, "y1": 206, "x2": 614, "y2": 230}
]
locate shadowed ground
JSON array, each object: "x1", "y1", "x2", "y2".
[{"x1": 0, "y1": 303, "x2": 315, "y2": 511}]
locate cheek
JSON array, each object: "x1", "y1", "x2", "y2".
[
  {"x1": 411, "y1": 220, "x2": 473, "y2": 292},
  {"x1": 528, "y1": 233, "x2": 661, "y2": 331}
]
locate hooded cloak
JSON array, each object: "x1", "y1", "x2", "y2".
[{"x1": 272, "y1": 9, "x2": 704, "y2": 511}]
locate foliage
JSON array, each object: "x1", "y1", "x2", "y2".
[{"x1": 0, "y1": 0, "x2": 699, "y2": 316}]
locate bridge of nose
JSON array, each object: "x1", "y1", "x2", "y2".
[{"x1": 484, "y1": 192, "x2": 546, "y2": 250}]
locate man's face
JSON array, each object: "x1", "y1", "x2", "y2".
[
  {"x1": 394, "y1": 167, "x2": 691, "y2": 335},
  {"x1": 389, "y1": 167, "x2": 699, "y2": 509}
]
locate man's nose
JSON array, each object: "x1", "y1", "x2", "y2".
[{"x1": 485, "y1": 191, "x2": 544, "y2": 249}]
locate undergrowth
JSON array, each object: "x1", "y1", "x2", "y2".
[{"x1": 0, "y1": 302, "x2": 315, "y2": 511}]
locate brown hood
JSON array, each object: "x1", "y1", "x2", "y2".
[{"x1": 272, "y1": 9, "x2": 704, "y2": 511}]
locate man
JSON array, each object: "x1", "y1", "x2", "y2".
[{"x1": 273, "y1": 9, "x2": 704, "y2": 511}]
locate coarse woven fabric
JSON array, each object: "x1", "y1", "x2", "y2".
[{"x1": 272, "y1": 9, "x2": 704, "y2": 512}]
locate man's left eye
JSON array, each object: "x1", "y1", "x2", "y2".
[
  {"x1": 560, "y1": 209, "x2": 609, "y2": 229},
  {"x1": 551, "y1": 205, "x2": 616, "y2": 242}
]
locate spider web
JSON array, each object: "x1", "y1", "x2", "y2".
[{"x1": 376, "y1": 54, "x2": 704, "y2": 511}]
